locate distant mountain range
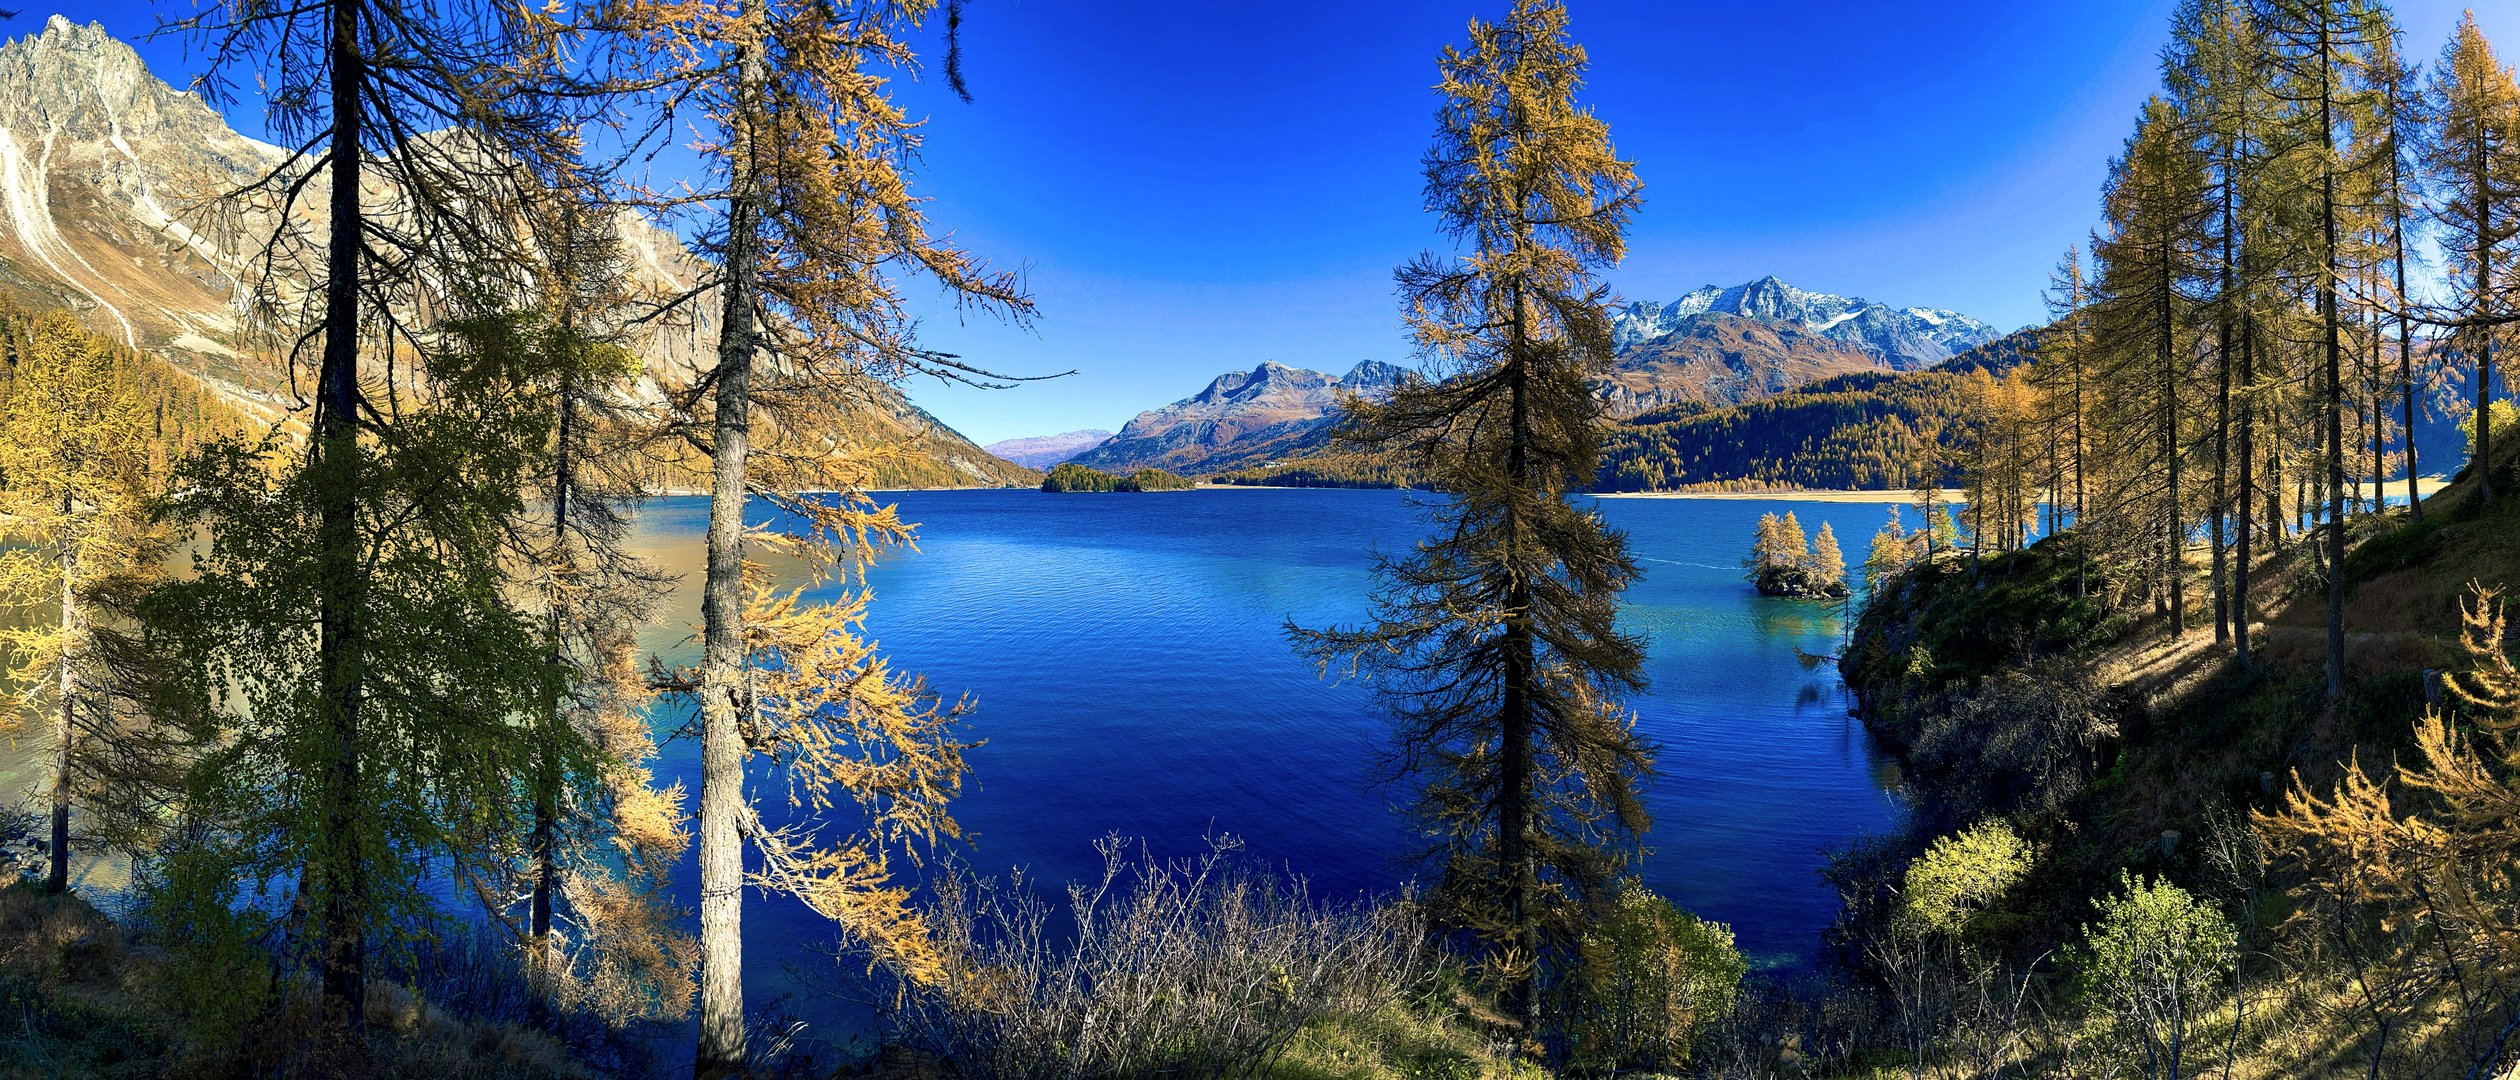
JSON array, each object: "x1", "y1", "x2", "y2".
[
  {"x1": 983, "y1": 429, "x2": 1112, "y2": 469},
  {"x1": 1065, "y1": 278, "x2": 2013, "y2": 478},
  {"x1": 10, "y1": 18, "x2": 2038, "y2": 495},
  {"x1": 0, "y1": 17, "x2": 1034, "y2": 488},
  {"x1": 1612, "y1": 276, "x2": 2000, "y2": 369},
  {"x1": 1066, "y1": 360, "x2": 1405, "y2": 475}
]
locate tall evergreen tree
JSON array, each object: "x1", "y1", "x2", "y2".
[
  {"x1": 2420, "y1": 13, "x2": 2520, "y2": 505},
  {"x1": 2092, "y1": 98, "x2": 2210, "y2": 639},
  {"x1": 2258, "y1": 0, "x2": 2384, "y2": 698},
  {"x1": 429, "y1": 302, "x2": 697, "y2": 1022},
  {"x1": 0, "y1": 314, "x2": 164, "y2": 896},
  {"x1": 1294, "y1": 0, "x2": 1650, "y2": 1044},
  {"x1": 1810, "y1": 521, "x2": 1847, "y2": 590},
  {"x1": 2042, "y1": 246, "x2": 2096, "y2": 532},
  {"x1": 2168, "y1": 0, "x2": 2263, "y2": 644},
  {"x1": 2036, "y1": 245, "x2": 2099, "y2": 594},
  {"x1": 2361, "y1": 16, "x2": 2424, "y2": 521},
  {"x1": 1958, "y1": 368, "x2": 2041, "y2": 555},
  {"x1": 159, "y1": 0, "x2": 605, "y2": 1030}
]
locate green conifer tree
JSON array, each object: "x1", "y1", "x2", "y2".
[
  {"x1": 155, "y1": 0, "x2": 606, "y2": 1031},
  {"x1": 0, "y1": 314, "x2": 163, "y2": 896},
  {"x1": 2421, "y1": 14, "x2": 2520, "y2": 506},
  {"x1": 1293, "y1": 0, "x2": 1650, "y2": 1044}
]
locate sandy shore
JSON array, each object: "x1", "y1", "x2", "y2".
[
  {"x1": 1594, "y1": 488, "x2": 1964, "y2": 503},
  {"x1": 641, "y1": 477, "x2": 2459, "y2": 502},
  {"x1": 1594, "y1": 477, "x2": 2454, "y2": 504}
]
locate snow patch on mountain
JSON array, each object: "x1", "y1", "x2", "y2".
[
  {"x1": 1612, "y1": 276, "x2": 2001, "y2": 369},
  {"x1": 983, "y1": 429, "x2": 1114, "y2": 470}
]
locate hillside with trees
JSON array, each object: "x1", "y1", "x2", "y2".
[{"x1": 1798, "y1": 4, "x2": 2520, "y2": 1075}]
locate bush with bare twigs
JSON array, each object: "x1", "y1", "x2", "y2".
[{"x1": 883, "y1": 834, "x2": 1429, "y2": 1079}]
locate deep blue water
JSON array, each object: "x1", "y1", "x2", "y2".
[{"x1": 626, "y1": 488, "x2": 1906, "y2": 1039}]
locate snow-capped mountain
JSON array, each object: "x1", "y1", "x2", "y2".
[
  {"x1": 1612, "y1": 276, "x2": 2001, "y2": 370},
  {"x1": 1079, "y1": 277, "x2": 2010, "y2": 474}
]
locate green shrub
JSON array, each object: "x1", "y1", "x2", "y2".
[
  {"x1": 135, "y1": 845, "x2": 276, "y2": 1059},
  {"x1": 1900, "y1": 820, "x2": 2033, "y2": 939},
  {"x1": 1566, "y1": 885, "x2": 1746, "y2": 1075},
  {"x1": 2080, "y1": 873, "x2": 2236, "y2": 1080},
  {"x1": 2459, "y1": 399, "x2": 2518, "y2": 460}
]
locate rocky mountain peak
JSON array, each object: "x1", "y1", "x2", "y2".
[
  {"x1": 0, "y1": 17, "x2": 203, "y2": 142},
  {"x1": 1079, "y1": 358, "x2": 1406, "y2": 475},
  {"x1": 1342, "y1": 359, "x2": 1406, "y2": 387},
  {"x1": 1611, "y1": 276, "x2": 2002, "y2": 370}
]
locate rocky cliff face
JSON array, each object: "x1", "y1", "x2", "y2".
[
  {"x1": 0, "y1": 17, "x2": 1030, "y2": 487},
  {"x1": 0, "y1": 17, "x2": 294, "y2": 416},
  {"x1": 1069, "y1": 359, "x2": 1403, "y2": 475}
]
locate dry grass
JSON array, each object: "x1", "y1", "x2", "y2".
[{"x1": 885, "y1": 835, "x2": 1436, "y2": 1080}]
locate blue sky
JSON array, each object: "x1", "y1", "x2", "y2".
[{"x1": 45, "y1": 1, "x2": 2520, "y2": 445}]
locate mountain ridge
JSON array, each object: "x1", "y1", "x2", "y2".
[
  {"x1": 1080, "y1": 278, "x2": 2010, "y2": 477},
  {"x1": 983, "y1": 429, "x2": 1113, "y2": 469},
  {"x1": 1067, "y1": 359, "x2": 1403, "y2": 475},
  {"x1": 0, "y1": 16, "x2": 1034, "y2": 488},
  {"x1": 1612, "y1": 275, "x2": 2001, "y2": 368}
]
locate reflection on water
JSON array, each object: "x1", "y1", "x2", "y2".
[{"x1": 3, "y1": 489, "x2": 1915, "y2": 1039}]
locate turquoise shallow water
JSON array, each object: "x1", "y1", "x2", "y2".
[{"x1": 625, "y1": 487, "x2": 1907, "y2": 1035}]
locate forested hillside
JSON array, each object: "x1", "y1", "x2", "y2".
[
  {"x1": 1784, "y1": 2, "x2": 2520, "y2": 1074},
  {"x1": 1229, "y1": 328, "x2": 2039, "y2": 492},
  {"x1": 0, "y1": 302, "x2": 257, "y2": 468},
  {"x1": 1598, "y1": 370, "x2": 1972, "y2": 491}
]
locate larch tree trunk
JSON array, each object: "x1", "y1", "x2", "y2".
[
  {"x1": 2319, "y1": 19, "x2": 2348, "y2": 701},
  {"x1": 1498, "y1": 275, "x2": 1538, "y2": 1040},
  {"x1": 696, "y1": 12, "x2": 766, "y2": 1073},
  {"x1": 2212, "y1": 157, "x2": 2235, "y2": 644},
  {"x1": 533, "y1": 379, "x2": 575, "y2": 953},
  {"x1": 46, "y1": 492, "x2": 73, "y2": 895},
  {"x1": 2392, "y1": 157, "x2": 2420, "y2": 521},
  {"x1": 316, "y1": 0, "x2": 371, "y2": 1028},
  {"x1": 2475, "y1": 124, "x2": 2497, "y2": 505},
  {"x1": 2161, "y1": 214, "x2": 2186, "y2": 639},
  {"x1": 2236, "y1": 316, "x2": 2255, "y2": 668}
]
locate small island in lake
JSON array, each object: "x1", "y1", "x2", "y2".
[
  {"x1": 1744, "y1": 510, "x2": 1849, "y2": 600},
  {"x1": 1041, "y1": 462, "x2": 1196, "y2": 492}
]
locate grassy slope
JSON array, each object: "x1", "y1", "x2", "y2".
[{"x1": 1838, "y1": 438, "x2": 2520, "y2": 1078}]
